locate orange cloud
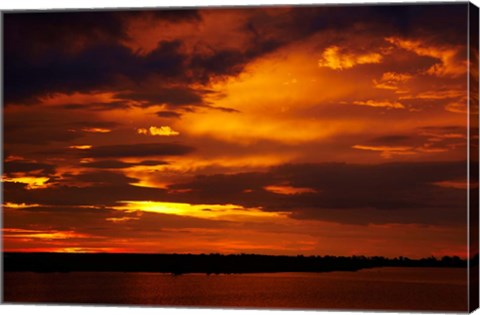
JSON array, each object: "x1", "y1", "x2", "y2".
[
  {"x1": 1, "y1": 175, "x2": 50, "y2": 189},
  {"x1": 399, "y1": 89, "x2": 464, "y2": 100},
  {"x1": 419, "y1": 129, "x2": 466, "y2": 140},
  {"x1": 3, "y1": 202, "x2": 41, "y2": 209},
  {"x1": 105, "y1": 216, "x2": 140, "y2": 223},
  {"x1": 82, "y1": 127, "x2": 111, "y2": 133},
  {"x1": 373, "y1": 72, "x2": 412, "y2": 90},
  {"x1": 3, "y1": 228, "x2": 88, "y2": 240},
  {"x1": 5, "y1": 155, "x2": 26, "y2": 162},
  {"x1": 385, "y1": 37, "x2": 466, "y2": 77},
  {"x1": 353, "y1": 137, "x2": 461, "y2": 158},
  {"x1": 353, "y1": 100, "x2": 405, "y2": 109},
  {"x1": 180, "y1": 46, "x2": 369, "y2": 145},
  {"x1": 352, "y1": 145, "x2": 415, "y2": 158},
  {"x1": 318, "y1": 46, "x2": 382, "y2": 70},
  {"x1": 7, "y1": 247, "x2": 126, "y2": 254},
  {"x1": 40, "y1": 91, "x2": 121, "y2": 106},
  {"x1": 53, "y1": 247, "x2": 108, "y2": 253},
  {"x1": 445, "y1": 98, "x2": 468, "y2": 114},
  {"x1": 123, "y1": 153, "x2": 298, "y2": 190},
  {"x1": 137, "y1": 126, "x2": 180, "y2": 136},
  {"x1": 416, "y1": 146, "x2": 449, "y2": 153},
  {"x1": 433, "y1": 180, "x2": 471, "y2": 190},
  {"x1": 264, "y1": 185, "x2": 316, "y2": 195},
  {"x1": 69, "y1": 145, "x2": 92, "y2": 150}
]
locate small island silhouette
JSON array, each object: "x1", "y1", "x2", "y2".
[{"x1": 3, "y1": 252, "x2": 474, "y2": 275}]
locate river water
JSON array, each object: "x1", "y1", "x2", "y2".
[{"x1": 3, "y1": 267, "x2": 468, "y2": 312}]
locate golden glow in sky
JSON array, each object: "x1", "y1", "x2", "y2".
[{"x1": 114, "y1": 201, "x2": 287, "y2": 220}]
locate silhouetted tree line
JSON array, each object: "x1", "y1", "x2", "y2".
[{"x1": 3, "y1": 252, "x2": 475, "y2": 274}]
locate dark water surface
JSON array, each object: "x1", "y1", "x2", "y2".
[{"x1": 4, "y1": 267, "x2": 468, "y2": 312}]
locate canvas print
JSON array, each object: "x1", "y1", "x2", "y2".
[{"x1": 1, "y1": 2, "x2": 479, "y2": 313}]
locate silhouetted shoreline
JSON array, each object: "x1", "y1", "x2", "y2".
[{"x1": 3, "y1": 252, "x2": 473, "y2": 274}]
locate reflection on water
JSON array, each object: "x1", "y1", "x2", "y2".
[{"x1": 4, "y1": 267, "x2": 468, "y2": 311}]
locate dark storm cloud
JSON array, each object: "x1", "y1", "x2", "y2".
[
  {"x1": 354, "y1": 4, "x2": 467, "y2": 44},
  {"x1": 83, "y1": 143, "x2": 194, "y2": 158},
  {"x1": 188, "y1": 48, "x2": 269, "y2": 83},
  {"x1": 3, "y1": 9, "x2": 200, "y2": 53},
  {"x1": 5, "y1": 4, "x2": 467, "y2": 105},
  {"x1": 204, "y1": 105, "x2": 241, "y2": 113},
  {"x1": 73, "y1": 120, "x2": 118, "y2": 129},
  {"x1": 135, "y1": 160, "x2": 169, "y2": 166},
  {"x1": 5, "y1": 204, "x2": 115, "y2": 215},
  {"x1": 60, "y1": 101, "x2": 132, "y2": 111},
  {"x1": 379, "y1": 52, "x2": 439, "y2": 76},
  {"x1": 4, "y1": 109, "x2": 119, "y2": 145},
  {"x1": 80, "y1": 160, "x2": 168, "y2": 169},
  {"x1": 4, "y1": 41, "x2": 184, "y2": 105},
  {"x1": 4, "y1": 120, "x2": 80, "y2": 145},
  {"x1": 117, "y1": 87, "x2": 205, "y2": 107},
  {"x1": 3, "y1": 161, "x2": 467, "y2": 226},
  {"x1": 3, "y1": 178, "x2": 168, "y2": 207},
  {"x1": 65, "y1": 171, "x2": 138, "y2": 186},
  {"x1": 4, "y1": 161, "x2": 56, "y2": 176},
  {"x1": 170, "y1": 172, "x2": 273, "y2": 199},
  {"x1": 156, "y1": 111, "x2": 182, "y2": 119},
  {"x1": 419, "y1": 125, "x2": 467, "y2": 135},
  {"x1": 4, "y1": 10, "x2": 200, "y2": 105},
  {"x1": 3, "y1": 204, "x2": 231, "y2": 241},
  {"x1": 368, "y1": 135, "x2": 414, "y2": 145},
  {"x1": 241, "y1": 4, "x2": 467, "y2": 48},
  {"x1": 4, "y1": 15, "x2": 260, "y2": 107},
  {"x1": 270, "y1": 162, "x2": 465, "y2": 209},
  {"x1": 4, "y1": 37, "x2": 258, "y2": 107},
  {"x1": 165, "y1": 161, "x2": 467, "y2": 225}
]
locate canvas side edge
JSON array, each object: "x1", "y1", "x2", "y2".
[{"x1": 469, "y1": 1, "x2": 480, "y2": 313}]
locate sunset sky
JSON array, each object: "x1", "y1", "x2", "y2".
[{"x1": 2, "y1": 3, "x2": 476, "y2": 257}]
